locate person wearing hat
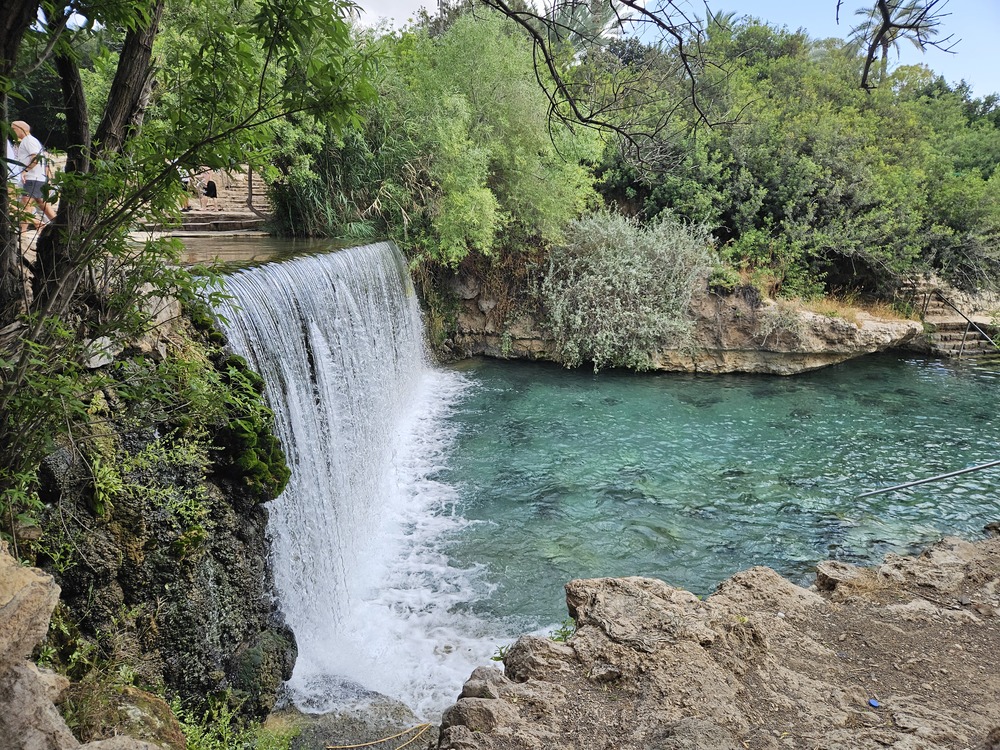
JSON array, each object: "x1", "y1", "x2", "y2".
[{"x1": 11, "y1": 120, "x2": 56, "y2": 229}]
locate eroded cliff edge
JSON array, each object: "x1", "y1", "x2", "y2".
[
  {"x1": 449, "y1": 273, "x2": 923, "y2": 375},
  {"x1": 439, "y1": 533, "x2": 1000, "y2": 750}
]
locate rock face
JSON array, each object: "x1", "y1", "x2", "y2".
[
  {"x1": 38, "y1": 435, "x2": 295, "y2": 721},
  {"x1": 450, "y1": 273, "x2": 922, "y2": 375},
  {"x1": 28, "y1": 321, "x2": 296, "y2": 726},
  {"x1": 0, "y1": 544, "x2": 159, "y2": 750},
  {"x1": 653, "y1": 290, "x2": 923, "y2": 375},
  {"x1": 438, "y1": 535, "x2": 1000, "y2": 750}
]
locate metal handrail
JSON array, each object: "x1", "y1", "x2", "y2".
[
  {"x1": 928, "y1": 289, "x2": 998, "y2": 355},
  {"x1": 857, "y1": 459, "x2": 1000, "y2": 498}
]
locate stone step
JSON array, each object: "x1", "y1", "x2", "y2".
[
  {"x1": 932, "y1": 333, "x2": 995, "y2": 344},
  {"x1": 927, "y1": 318, "x2": 978, "y2": 327},
  {"x1": 932, "y1": 346, "x2": 997, "y2": 356},
  {"x1": 139, "y1": 212, "x2": 268, "y2": 232}
]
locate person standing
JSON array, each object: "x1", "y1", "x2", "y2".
[
  {"x1": 202, "y1": 172, "x2": 220, "y2": 211},
  {"x1": 11, "y1": 120, "x2": 56, "y2": 229}
]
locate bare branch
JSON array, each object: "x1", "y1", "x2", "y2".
[
  {"x1": 476, "y1": 0, "x2": 734, "y2": 171},
  {"x1": 854, "y1": 0, "x2": 958, "y2": 89}
]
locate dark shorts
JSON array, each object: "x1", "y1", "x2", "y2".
[{"x1": 22, "y1": 180, "x2": 46, "y2": 200}]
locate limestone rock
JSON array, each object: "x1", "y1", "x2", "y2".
[
  {"x1": 265, "y1": 696, "x2": 430, "y2": 750},
  {"x1": 451, "y1": 272, "x2": 923, "y2": 374},
  {"x1": 438, "y1": 535, "x2": 1000, "y2": 750},
  {"x1": 815, "y1": 560, "x2": 863, "y2": 591},
  {"x1": 0, "y1": 544, "x2": 156, "y2": 750},
  {"x1": 0, "y1": 550, "x2": 60, "y2": 662},
  {"x1": 61, "y1": 684, "x2": 186, "y2": 749},
  {"x1": 82, "y1": 336, "x2": 123, "y2": 369},
  {"x1": 651, "y1": 295, "x2": 922, "y2": 375},
  {"x1": 134, "y1": 285, "x2": 181, "y2": 358}
]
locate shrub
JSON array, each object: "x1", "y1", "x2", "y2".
[
  {"x1": 755, "y1": 300, "x2": 806, "y2": 346},
  {"x1": 708, "y1": 264, "x2": 741, "y2": 295},
  {"x1": 539, "y1": 210, "x2": 715, "y2": 371}
]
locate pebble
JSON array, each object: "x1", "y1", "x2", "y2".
[
  {"x1": 838, "y1": 633, "x2": 847, "y2": 642},
  {"x1": 959, "y1": 595, "x2": 972, "y2": 606}
]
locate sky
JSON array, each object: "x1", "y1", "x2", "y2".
[{"x1": 356, "y1": 0, "x2": 1000, "y2": 97}]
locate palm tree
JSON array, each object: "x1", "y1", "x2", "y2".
[
  {"x1": 848, "y1": 0, "x2": 949, "y2": 87},
  {"x1": 546, "y1": 0, "x2": 630, "y2": 54}
]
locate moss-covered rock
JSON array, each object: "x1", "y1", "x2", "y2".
[
  {"x1": 32, "y1": 313, "x2": 296, "y2": 723},
  {"x1": 61, "y1": 684, "x2": 187, "y2": 749}
]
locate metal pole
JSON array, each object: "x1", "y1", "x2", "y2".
[{"x1": 857, "y1": 459, "x2": 1000, "y2": 499}]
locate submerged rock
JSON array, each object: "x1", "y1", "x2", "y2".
[
  {"x1": 266, "y1": 696, "x2": 434, "y2": 750},
  {"x1": 438, "y1": 535, "x2": 1000, "y2": 749}
]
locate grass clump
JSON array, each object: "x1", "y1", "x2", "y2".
[{"x1": 173, "y1": 696, "x2": 297, "y2": 750}]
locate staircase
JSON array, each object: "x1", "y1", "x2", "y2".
[
  {"x1": 917, "y1": 288, "x2": 1000, "y2": 362},
  {"x1": 138, "y1": 168, "x2": 272, "y2": 234},
  {"x1": 152, "y1": 209, "x2": 269, "y2": 233}
]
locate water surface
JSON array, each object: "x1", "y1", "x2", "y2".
[{"x1": 438, "y1": 355, "x2": 1000, "y2": 625}]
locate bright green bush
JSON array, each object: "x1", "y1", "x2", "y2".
[
  {"x1": 540, "y1": 210, "x2": 715, "y2": 371},
  {"x1": 269, "y1": 10, "x2": 598, "y2": 265},
  {"x1": 173, "y1": 696, "x2": 296, "y2": 750}
]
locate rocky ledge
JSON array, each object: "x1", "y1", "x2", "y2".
[
  {"x1": 451, "y1": 277, "x2": 922, "y2": 375},
  {"x1": 651, "y1": 290, "x2": 923, "y2": 375},
  {"x1": 439, "y1": 533, "x2": 1000, "y2": 750}
]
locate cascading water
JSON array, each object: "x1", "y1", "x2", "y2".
[{"x1": 213, "y1": 242, "x2": 504, "y2": 719}]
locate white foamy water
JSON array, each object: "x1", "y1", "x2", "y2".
[{"x1": 213, "y1": 242, "x2": 510, "y2": 720}]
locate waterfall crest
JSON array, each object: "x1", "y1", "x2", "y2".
[{"x1": 214, "y1": 242, "x2": 499, "y2": 718}]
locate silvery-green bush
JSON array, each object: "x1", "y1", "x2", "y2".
[{"x1": 540, "y1": 211, "x2": 715, "y2": 371}]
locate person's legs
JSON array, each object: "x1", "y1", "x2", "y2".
[
  {"x1": 19, "y1": 181, "x2": 55, "y2": 227},
  {"x1": 18, "y1": 194, "x2": 36, "y2": 231}
]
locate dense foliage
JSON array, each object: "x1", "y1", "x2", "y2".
[
  {"x1": 597, "y1": 19, "x2": 1000, "y2": 296},
  {"x1": 1, "y1": 0, "x2": 373, "y2": 504},
  {"x1": 262, "y1": 9, "x2": 1000, "y2": 371},
  {"x1": 269, "y1": 11, "x2": 600, "y2": 265}
]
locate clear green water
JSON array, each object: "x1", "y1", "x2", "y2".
[{"x1": 438, "y1": 354, "x2": 1000, "y2": 626}]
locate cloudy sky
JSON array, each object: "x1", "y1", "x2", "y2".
[{"x1": 356, "y1": 0, "x2": 1000, "y2": 97}]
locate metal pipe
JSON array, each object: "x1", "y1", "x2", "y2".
[
  {"x1": 857, "y1": 459, "x2": 1000, "y2": 498},
  {"x1": 935, "y1": 290, "x2": 998, "y2": 350}
]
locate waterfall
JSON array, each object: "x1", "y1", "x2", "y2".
[{"x1": 213, "y1": 242, "x2": 501, "y2": 719}]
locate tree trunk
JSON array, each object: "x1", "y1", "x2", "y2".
[
  {"x1": 0, "y1": 0, "x2": 47, "y2": 327},
  {"x1": 31, "y1": 0, "x2": 165, "y2": 318},
  {"x1": 93, "y1": 0, "x2": 165, "y2": 156}
]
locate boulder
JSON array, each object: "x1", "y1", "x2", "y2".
[
  {"x1": 438, "y1": 535, "x2": 1000, "y2": 749},
  {"x1": 0, "y1": 544, "x2": 159, "y2": 750}
]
